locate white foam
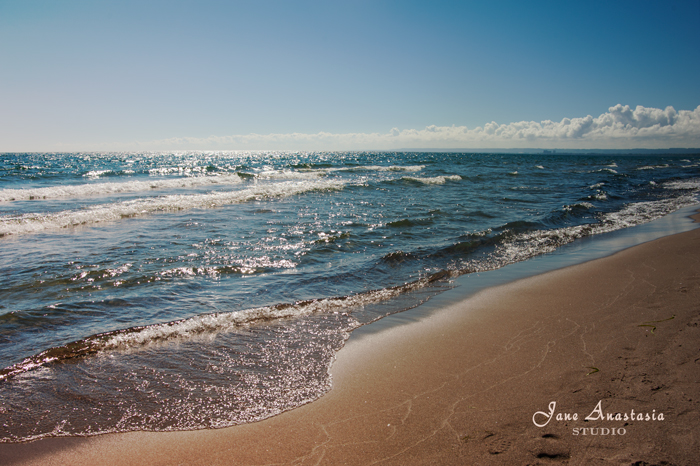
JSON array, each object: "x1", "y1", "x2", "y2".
[
  {"x1": 563, "y1": 202, "x2": 594, "y2": 211},
  {"x1": 663, "y1": 179, "x2": 700, "y2": 190},
  {"x1": 357, "y1": 165, "x2": 425, "y2": 172},
  {"x1": 0, "y1": 179, "x2": 345, "y2": 237},
  {"x1": 256, "y1": 170, "x2": 326, "y2": 180},
  {"x1": 299, "y1": 165, "x2": 425, "y2": 174},
  {"x1": 83, "y1": 170, "x2": 114, "y2": 178},
  {"x1": 100, "y1": 273, "x2": 444, "y2": 351},
  {"x1": 402, "y1": 175, "x2": 462, "y2": 184},
  {"x1": 0, "y1": 174, "x2": 245, "y2": 202},
  {"x1": 490, "y1": 195, "x2": 699, "y2": 268}
]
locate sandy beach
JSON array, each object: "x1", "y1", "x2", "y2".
[{"x1": 2, "y1": 216, "x2": 699, "y2": 465}]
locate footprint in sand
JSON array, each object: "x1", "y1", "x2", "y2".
[
  {"x1": 480, "y1": 431, "x2": 513, "y2": 455},
  {"x1": 458, "y1": 430, "x2": 513, "y2": 456}
]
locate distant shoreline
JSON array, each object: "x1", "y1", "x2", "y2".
[{"x1": 395, "y1": 147, "x2": 700, "y2": 154}]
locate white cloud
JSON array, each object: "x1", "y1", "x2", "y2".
[{"x1": 124, "y1": 104, "x2": 700, "y2": 151}]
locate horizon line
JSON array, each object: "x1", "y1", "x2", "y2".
[{"x1": 2, "y1": 148, "x2": 700, "y2": 154}]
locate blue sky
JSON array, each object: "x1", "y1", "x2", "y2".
[{"x1": 1, "y1": 0, "x2": 699, "y2": 151}]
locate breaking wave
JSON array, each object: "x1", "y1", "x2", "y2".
[
  {"x1": 0, "y1": 174, "x2": 247, "y2": 202},
  {"x1": 0, "y1": 179, "x2": 345, "y2": 237},
  {"x1": 0, "y1": 269, "x2": 451, "y2": 382}
]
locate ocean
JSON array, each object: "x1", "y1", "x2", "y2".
[{"x1": 1, "y1": 151, "x2": 699, "y2": 442}]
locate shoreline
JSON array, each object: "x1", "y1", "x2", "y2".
[
  {"x1": 2, "y1": 213, "x2": 699, "y2": 464},
  {"x1": 350, "y1": 203, "x2": 700, "y2": 343}
]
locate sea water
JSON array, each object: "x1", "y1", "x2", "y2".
[{"x1": 0, "y1": 151, "x2": 698, "y2": 441}]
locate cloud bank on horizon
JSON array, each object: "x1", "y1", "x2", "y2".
[{"x1": 139, "y1": 104, "x2": 700, "y2": 151}]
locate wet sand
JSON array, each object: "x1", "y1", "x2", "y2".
[{"x1": 2, "y1": 218, "x2": 699, "y2": 465}]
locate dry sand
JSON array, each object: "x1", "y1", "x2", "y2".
[{"x1": 1, "y1": 218, "x2": 699, "y2": 465}]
